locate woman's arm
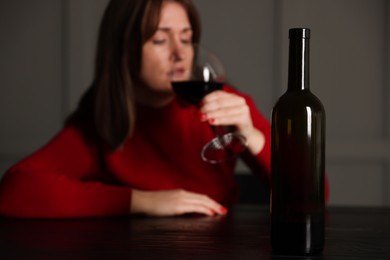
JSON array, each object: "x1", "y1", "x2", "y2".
[
  {"x1": 0, "y1": 125, "x2": 228, "y2": 218},
  {"x1": 0, "y1": 167, "x2": 132, "y2": 218},
  {"x1": 0, "y1": 125, "x2": 132, "y2": 218}
]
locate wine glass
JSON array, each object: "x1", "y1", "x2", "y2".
[{"x1": 171, "y1": 44, "x2": 247, "y2": 163}]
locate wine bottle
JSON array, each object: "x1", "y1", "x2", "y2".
[{"x1": 270, "y1": 28, "x2": 326, "y2": 255}]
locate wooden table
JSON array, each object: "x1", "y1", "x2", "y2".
[{"x1": 1, "y1": 205, "x2": 389, "y2": 259}]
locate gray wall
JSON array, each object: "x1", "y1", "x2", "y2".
[{"x1": 1, "y1": 0, "x2": 389, "y2": 206}]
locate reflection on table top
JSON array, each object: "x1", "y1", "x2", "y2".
[{"x1": 1, "y1": 205, "x2": 390, "y2": 259}]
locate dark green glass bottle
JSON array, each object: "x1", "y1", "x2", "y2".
[{"x1": 271, "y1": 28, "x2": 325, "y2": 255}]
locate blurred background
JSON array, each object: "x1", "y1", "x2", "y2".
[{"x1": 0, "y1": 0, "x2": 389, "y2": 206}]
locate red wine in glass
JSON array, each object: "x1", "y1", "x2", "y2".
[{"x1": 172, "y1": 80, "x2": 223, "y2": 105}]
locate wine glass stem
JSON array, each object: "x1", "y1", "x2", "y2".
[{"x1": 211, "y1": 125, "x2": 228, "y2": 145}]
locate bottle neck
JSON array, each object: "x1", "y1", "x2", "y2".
[{"x1": 288, "y1": 36, "x2": 310, "y2": 91}]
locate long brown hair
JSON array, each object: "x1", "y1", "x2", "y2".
[{"x1": 68, "y1": 0, "x2": 201, "y2": 149}]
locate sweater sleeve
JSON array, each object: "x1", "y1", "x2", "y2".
[
  {"x1": 239, "y1": 92, "x2": 272, "y2": 186},
  {"x1": 0, "y1": 126, "x2": 132, "y2": 218}
]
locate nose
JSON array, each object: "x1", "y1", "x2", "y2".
[{"x1": 171, "y1": 39, "x2": 185, "y2": 61}]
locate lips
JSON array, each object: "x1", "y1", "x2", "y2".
[{"x1": 169, "y1": 67, "x2": 188, "y2": 80}]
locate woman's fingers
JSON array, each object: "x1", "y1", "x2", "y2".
[
  {"x1": 131, "y1": 189, "x2": 228, "y2": 217},
  {"x1": 204, "y1": 104, "x2": 249, "y2": 125},
  {"x1": 199, "y1": 90, "x2": 266, "y2": 155},
  {"x1": 183, "y1": 191, "x2": 227, "y2": 214},
  {"x1": 201, "y1": 91, "x2": 246, "y2": 113},
  {"x1": 174, "y1": 203, "x2": 218, "y2": 216},
  {"x1": 200, "y1": 91, "x2": 252, "y2": 131}
]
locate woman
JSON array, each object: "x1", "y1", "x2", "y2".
[{"x1": 0, "y1": 0, "x2": 271, "y2": 218}]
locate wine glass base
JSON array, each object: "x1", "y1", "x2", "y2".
[{"x1": 201, "y1": 133, "x2": 247, "y2": 164}]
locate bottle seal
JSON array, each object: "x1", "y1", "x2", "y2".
[{"x1": 289, "y1": 28, "x2": 310, "y2": 39}]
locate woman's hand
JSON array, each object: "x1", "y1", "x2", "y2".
[
  {"x1": 130, "y1": 189, "x2": 228, "y2": 217},
  {"x1": 200, "y1": 90, "x2": 265, "y2": 155}
]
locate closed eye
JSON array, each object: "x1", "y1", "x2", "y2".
[
  {"x1": 152, "y1": 39, "x2": 167, "y2": 45},
  {"x1": 181, "y1": 38, "x2": 191, "y2": 44}
]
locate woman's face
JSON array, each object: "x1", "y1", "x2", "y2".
[{"x1": 140, "y1": 1, "x2": 194, "y2": 94}]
